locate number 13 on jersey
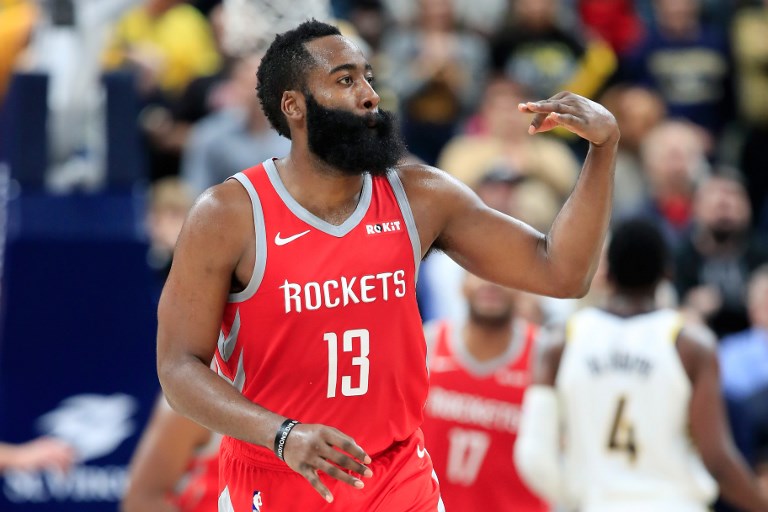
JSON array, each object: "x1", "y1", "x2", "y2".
[{"x1": 325, "y1": 329, "x2": 370, "y2": 398}]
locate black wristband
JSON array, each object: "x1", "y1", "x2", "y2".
[{"x1": 274, "y1": 419, "x2": 300, "y2": 461}]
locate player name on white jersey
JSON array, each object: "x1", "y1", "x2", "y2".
[
  {"x1": 280, "y1": 270, "x2": 407, "y2": 313},
  {"x1": 426, "y1": 386, "x2": 520, "y2": 433},
  {"x1": 586, "y1": 350, "x2": 654, "y2": 377}
]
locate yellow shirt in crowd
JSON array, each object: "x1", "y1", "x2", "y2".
[
  {"x1": 0, "y1": 0, "x2": 38, "y2": 100},
  {"x1": 102, "y1": 4, "x2": 220, "y2": 97}
]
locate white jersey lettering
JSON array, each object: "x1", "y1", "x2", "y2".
[
  {"x1": 426, "y1": 386, "x2": 520, "y2": 434},
  {"x1": 281, "y1": 270, "x2": 408, "y2": 313}
]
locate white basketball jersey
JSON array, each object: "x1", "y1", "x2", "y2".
[{"x1": 556, "y1": 307, "x2": 717, "y2": 512}]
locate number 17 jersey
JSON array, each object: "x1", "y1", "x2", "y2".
[{"x1": 214, "y1": 159, "x2": 428, "y2": 460}]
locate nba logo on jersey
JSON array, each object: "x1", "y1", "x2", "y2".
[{"x1": 252, "y1": 491, "x2": 263, "y2": 511}]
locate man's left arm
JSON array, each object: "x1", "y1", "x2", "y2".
[{"x1": 428, "y1": 92, "x2": 619, "y2": 299}]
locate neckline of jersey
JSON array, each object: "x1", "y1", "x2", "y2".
[
  {"x1": 450, "y1": 318, "x2": 528, "y2": 377},
  {"x1": 263, "y1": 158, "x2": 373, "y2": 238}
]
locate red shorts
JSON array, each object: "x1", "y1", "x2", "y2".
[{"x1": 218, "y1": 428, "x2": 443, "y2": 511}]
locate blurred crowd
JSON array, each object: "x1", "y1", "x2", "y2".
[{"x1": 1, "y1": 0, "x2": 767, "y2": 507}]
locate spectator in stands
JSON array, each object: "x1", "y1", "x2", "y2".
[
  {"x1": 731, "y1": 0, "x2": 768, "y2": 233},
  {"x1": 102, "y1": 0, "x2": 220, "y2": 99},
  {"x1": 577, "y1": 0, "x2": 644, "y2": 56},
  {"x1": 382, "y1": 0, "x2": 489, "y2": 164},
  {"x1": 347, "y1": 0, "x2": 387, "y2": 56},
  {"x1": 437, "y1": 76, "x2": 578, "y2": 204},
  {"x1": 490, "y1": 0, "x2": 616, "y2": 104},
  {"x1": 634, "y1": 119, "x2": 710, "y2": 249},
  {"x1": 600, "y1": 85, "x2": 667, "y2": 219},
  {"x1": 676, "y1": 171, "x2": 768, "y2": 337},
  {"x1": 102, "y1": 0, "x2": 222, "y2": 181},
  {"x1": 146, "y1": 177, "x2": 194, "y2": 288},
  {"x1": 719, "y1": 265, "x2": 768, "y2": 488},
  {"x1": 0, "y1": 437, "x2": 75, "y2": 473},
  {"x1": 139, "y1": 4, "x2": 232, "y2": 159},
  {"x1": 180, "y1": 52, "x2": 290, "y2": 196},
  {"x1": 382, "y1": 0, "x2": 509, "y2": 38},
  {"x1": 0, "y1": 0, "x2": 37, "y2": 101},
  {"x1": 621, "y1": 0, "x2": 733, "y2": 137}
]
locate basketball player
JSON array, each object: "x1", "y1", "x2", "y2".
[
  {"x1": 422, "y1": 272, "x2": 549, "y2": 511},
  {"x1": 156, "y1": 20, "x2": 619, "y2": 511},
  {"x1": 122, "y1": 395, "x2": 219, "y2": 512},
  {"x1": 515, "y1": 219, "x2": 768, "y2": 512}
]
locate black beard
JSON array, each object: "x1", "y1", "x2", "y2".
[
  {"x1": 708, "y1": 222, "x2": 747, "y2": 244},
  {"x1": 468, "y1": 307, "x2": 514, "y2": 329},
  {"x1": 710, "y1": 228, "x2": 744, "y2": 244},
  {"x1": 304, "y1": 92, "x2": 407, "y2": 177}
]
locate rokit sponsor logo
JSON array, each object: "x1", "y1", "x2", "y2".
[{"x1": 365, "y1": 220, "x2": 401, "y2": 235}]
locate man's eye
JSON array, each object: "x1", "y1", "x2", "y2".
[
  {"x1": 366, "y1": 76, "x2": 375, "y2": 85},
  {"x1": 339, "y1": 76, "x2": 352, "y2": 85}
]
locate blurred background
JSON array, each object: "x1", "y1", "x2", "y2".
[{"x1": 0, "y1": 0, "x2": 766, "y2": 510}]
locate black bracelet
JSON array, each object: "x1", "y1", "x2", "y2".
[{"x1": 274, "y1": 419, "x2": 300, "y2": 461}]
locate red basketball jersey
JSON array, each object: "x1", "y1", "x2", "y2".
[
  {"x1": 422, "y1": 319, "x2": 549, "y2": 512},
  {"x1": 172, "y1": 452, "x2": 218, "y2": 512},
  {"x1": 215, "y1": 159, "x2": 427, "y2": 460}
]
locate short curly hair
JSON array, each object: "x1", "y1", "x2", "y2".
[
  {"x1": 608, "y1": 218, "x2": 669, "y2": 292},
  {"x1": 256, "y1": 20, "x2": 341, "y2": 139}
]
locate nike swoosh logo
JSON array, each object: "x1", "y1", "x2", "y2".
[
  {"x1": 274, "y1": 230, "x2": 311, "y2": 246},
  {"x1": 416, "y1": 446, "x2": 427, "y2": 459}
]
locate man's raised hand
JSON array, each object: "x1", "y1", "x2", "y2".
[{"x1": 519, "y1": 91, "x2": 619, "y2": 147}]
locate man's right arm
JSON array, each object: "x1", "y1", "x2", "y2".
[
  {"x1": 678, "y1": 326, "x2": 768, "y2": 512},
  {"x1": 156, "y1": 182, "x2": 371, "y2": 502},
  {"x1": 156, "y1": 182, "x2": 282, "y2": 448}
]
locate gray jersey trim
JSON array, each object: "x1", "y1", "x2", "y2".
[
  {"x1": 218, "y1": 486, "x2": 235, "y2": 512},
  {"x1": 452, "y1": 318, "x2": 527, "y2": 377},
  {"x1": 217, "y1": 350, "x2": 246, "y2": 393},
  {"x1": 217, "y1": 309, "x2": 240, "y2": 362},
  {"x1": 228, "y1": 173, "x2": 267, "y2": 303},
  {"x1": 263, "y1": 158, "x2": 372, "y2": 237},
  {"x1": 387, "y1": 170, "x2": 422, "y2": 282}
]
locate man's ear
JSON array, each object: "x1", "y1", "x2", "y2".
[{"x1": 281, "y1": 90, "x2": 304, "y2": 124}]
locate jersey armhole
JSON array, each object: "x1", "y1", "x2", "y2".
[
  {"x1": 227, "y1": 173, "x2": 267, "y2": 303},
  {"x1": 386, "y1": 170, "x2": 422, "y2": 282},
  {"x1": 552, "y1": 320, "x2": 573, "y2": 388},
  {"x1": 423, "y1": 320, "x2": 448, "y2": 364},
  {"x1": 669, "y1": 313, "x2": 685, "y2": 345}
]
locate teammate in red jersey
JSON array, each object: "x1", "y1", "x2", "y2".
[
  {"x1": 122, "y1": 395, "x2": 220, "y2": 512},
  {"x1": 156, "y1": 19, "x2": 619, "y2": 512},
  {"x1": 422, "y1": 272, "x2": 550, "y2": 511}
]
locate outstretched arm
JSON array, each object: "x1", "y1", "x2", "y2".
[
  {"x1": 0, "y1": 438, "x2": 74, "y2": 473},
  {"x1": 156, "y1": 182, "x2": 371, "y2": 503},
  {"x1": 408, "y1": 92, "x2": 618, "y2": 298},
  {"x1": 678, "y1": 326, "x2": 768, "y2": 512}
]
